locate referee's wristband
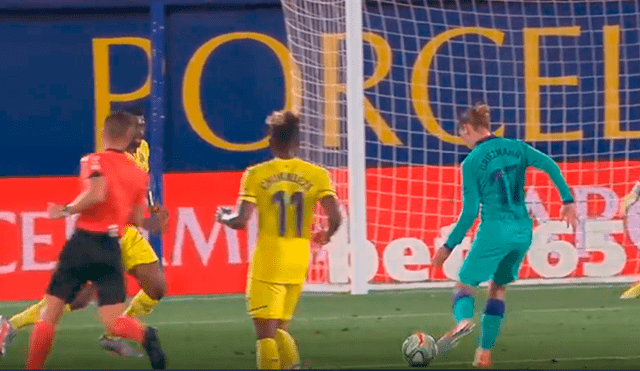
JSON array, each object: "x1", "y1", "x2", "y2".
[
  {"x1": 443, "y1": 243, "x2": 455, "y2": 251},
  {"x1": 562, "y1": 199, "x2": 574, "y2": 205}
]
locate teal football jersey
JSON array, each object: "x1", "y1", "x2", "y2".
[{"x1": 445, "y1": 136, "x2": 573, "y2": 249}]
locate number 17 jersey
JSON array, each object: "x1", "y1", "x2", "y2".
[
  {"x1": 445, "y1": 136, "x2": 573, "y2": 249},
  {"x1": 238, "y1": 157, "x2": 337, "y2": 284}
]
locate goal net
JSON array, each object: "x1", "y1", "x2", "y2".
[{"x1": 281, "y1": 0, "x2": 640, "y2": 293}]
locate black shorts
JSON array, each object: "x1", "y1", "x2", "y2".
[{"x1": 48, "y1": 229, "x2": 125, "y2": 306}]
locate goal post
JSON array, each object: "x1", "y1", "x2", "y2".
[
  {"x1": 282, "y1": 0, "x2": 640, "y2": 294},
  {"x1": 345, "y1": 0, "x2": 370, "y2": 295}
]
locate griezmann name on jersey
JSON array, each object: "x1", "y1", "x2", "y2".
[
  {"x1": 445, "y1": 136, "x2": 573, "y2": 249},
  {"x1": 238, "y1": 158, "x2": 337, "y2": 284}
]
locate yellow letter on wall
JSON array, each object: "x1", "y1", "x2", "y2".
[
  {"x1": 523, "y1": 27, "x2": 582, "y2": 141},
  {"x1": 92, "y1": 37, "x2": 151, "y2": 151},
  {"x1": 603, "y1": 25, "x2": 637, "y2": 139},
  {"x1": 322, "y1": 32, "x2": 402, "y2": 147},
  {"x1": 411, "y1": 28, "x2": 505, "y2": 145},
  {"x1": 183, "y1": 32, "x2": 301, "y2": 152}
]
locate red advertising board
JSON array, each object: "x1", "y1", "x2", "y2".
[{"x1": 1, "y1": 162, "x2": 640, "y2": 301}]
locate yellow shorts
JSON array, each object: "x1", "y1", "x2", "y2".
[
  {"x1": 120, "y1": 227, "x2": 159, "y2": 272},
  {"x1": 246, "y1": 279, "x2": 303, "y2": 320}
]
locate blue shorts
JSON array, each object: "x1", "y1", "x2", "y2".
[{"x1": 458, "y1": 220, "x2": 532, "y2": 287}]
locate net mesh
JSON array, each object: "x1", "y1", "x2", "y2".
[{"x1": 282, "y1": 0, "x2": 640, "y2": 291}]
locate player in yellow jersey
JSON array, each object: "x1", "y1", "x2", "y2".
[
  {"x1": 620, "y1": 182, "x2": 640, "y2": 298},
  {"x1": 0, "y1": 108, "x2": 169, "y2": 358},
  {"x1": 217, "y1": 111, "x2": 342, "y2": 369}
]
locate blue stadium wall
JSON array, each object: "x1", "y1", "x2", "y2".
[
  {"x1": 2, "y1": 0, "x2": 639, "y2": 177},
  {"x1": 2, "y1": 0, "x2": 640, "y2": 299}
]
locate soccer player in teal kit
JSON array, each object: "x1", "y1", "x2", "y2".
[{"x1": 432, "y1": 103, "x2": 579, "y2": 368}]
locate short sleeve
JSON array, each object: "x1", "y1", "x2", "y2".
[
  {"x1": 317, "y1": 168, "x2": 337, "y2": 200},
  {"x1": 238, "y1": 168, "x2": 257, "y2": 204},
  {"x1": 81, "y1": 154, "x2": 103, "y2": 179}
]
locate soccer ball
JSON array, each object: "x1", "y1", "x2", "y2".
[{"x1": 402, "y1": 332, "x2": 437, "y2": 367}]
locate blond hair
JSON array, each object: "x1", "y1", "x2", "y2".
[{"x1": 457, "y1": 103, "x2": 491, "y2": 132}]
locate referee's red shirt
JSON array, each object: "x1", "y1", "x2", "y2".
[{"x1": 75, "y1": 149, "x2": 149, "y2": 236}]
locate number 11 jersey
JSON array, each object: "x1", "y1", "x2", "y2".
[{"x1": 238, "y1": 157, "x2": 337, "y2": 284}]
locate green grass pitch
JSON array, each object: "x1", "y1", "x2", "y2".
[{"x1": 1, "y1": 284, "x2": 639, "y2": 369}]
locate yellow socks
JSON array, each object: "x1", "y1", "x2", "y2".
[
  {"x1": 256, "y1": 338, "x2": 280, "y2": 369},
  {"x1": 275, "y1": 329, "x2": 300, "y2": 368},
  {"x1": 124, "y1": 290, "x2": 159, "y2": 318},
  {"x1": 621, "y1": 281, "x2": 640, "y2": 299},
  {"x1": 9, "y1": 299, "x2": 45, "y2": 329},
  {"x1": 10, "y1": 299, "x2": 73, "y2": 330},
  {"x1": 255, "y1": 330, "x2": 298, "y2": 369}
]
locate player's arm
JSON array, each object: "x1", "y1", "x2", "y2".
[
  {"x1": 523, "y1": 142, "x2": 578, "y2": 229},
  {"x1": 523, "y1": 143, "x2": 573, "y2": 203},
  {"x1": 217, "y1": 167, "x2": 257, "y2": 229},
  {"x1": 312, "y1": 195, "x2": 342, "y2": 245},
  {"x1": 141, "y1": 185, "x2": 169, "y2": 233},
  {"x1": 311, "y1": 168, "x2": 341, "y2": 245},
  {"x1": 129, "y1": 203, "x2": 146, "y2": 228},
  {"x1": 127, "y1": 180, "x2": 148, "y2": 228},
  {"x1": 217, "y1": 201, "x2": 256, "y2": 230},
  {"x1": 48, "y1": 175, "x2": 107, "y2": 219},
  {"x1": 434, "y1": 161, "x2": 479, "y2": 267}
]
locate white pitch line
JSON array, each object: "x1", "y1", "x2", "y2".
[
  {"x1": 0, "y1": 302, "x2": 36, "y2": 309},
  {"x1": 56, "y1": 312, "x2": 452, "y2": 331},
  {"x1": 0, "y1": 283, "x2": 627, "y2": 309},
  {"x1": 52, "y1": 305, "x2": 634, "y2": 331},
  {"x1": 351, "y1": 354, "x2": 640, "y2": 368},
  {"x1": 160, "y1": 283, "x2": 629, "y2": 304},
  {"x1": 522, "y1": 306, "x2": 628, "y2": 313}
]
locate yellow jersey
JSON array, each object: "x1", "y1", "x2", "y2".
[
  {"x1": 126, "y1": 140, "x2": 150, "y2": 173},
  {"x1": 238, "y1": 157, "x2": 337, "y2": 284},
  {"x1": 124, "y1": 140, "x2": 150, "y2": 230}
]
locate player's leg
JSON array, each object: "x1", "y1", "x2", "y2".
[
  {"x1": 68, "y1": 282, "x2": 97, "y2": 311},
  {"x1": 435, "y1": 282, "x2": 477, "y2": 356},
  {"x1": 98, "y1": 302, "x2": 165, "y2": 369},
  {"x1": 0, "y1": 282, "x2": 95, "y2": 358},
  {"x1": 102, "y1": 228, "x2": 162, "y2": 357},
  {"x1": 121, "y1": 228, "x2": 165, "y2": 318},
  {"x1": 93, "y1": 262, "x2": 166, "y2": 369},
  {"x1": 621, "y1": 216, "x2": 640, "y2": 298},
  {"x1": 473, "y1": 244, "x2": 528, "y2": 368},
  {"x1": 8, "y1": 281, "x2": 92, "y2": 331},
  {"x1": 8, "y1": 300, "x2": 46, "y2": 331},
  {"x1": 26, "y1": 295, "x2": 66, "y2": 369},
  {"x1": 1, "y1": 300, "x2": 46, "y2": 357},
  {"x1": 275, "y1": 284, "x2": 303, "y2": 369},
  {"x1": 247, "y1": 279, "x2": 285, "y2": 369},
  {"x1": 26, "y1": 235, "x2": 87, "y2": 370},
  {"x1": 472, "y1": 282, "x2": 506, "y2": 369},
  {"x1": 125, "y1": 262, "x2": 166, "y2": 318},
  {"x1": 620, "y1": 281, "x2": 640, "y2": 299},
  {"x1": 435, "y1": 240, "x2": 502, "y2": 357}
]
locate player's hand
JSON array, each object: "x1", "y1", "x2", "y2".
[
  {"x1": 311, "y1": 229, "x2": 330, "y2": 246},
  {"x1": 47, "y1": 203, "x2": 67, "y2": 219},
  {"x1": 433, "y1": 246, "x2": 452, "y2": 269},
  {"x1": 620, "y1": 191, "x2": 639, "y2": 216},
  {"x1": 560, "y1": 203, "x2": 579, "y2": 231},
  {"x1": 149, "y1": 205, "x2": 169, "y2": 230},
  {"x1": 216, "y1": 206, "x2": 234, "y2": 224}
]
